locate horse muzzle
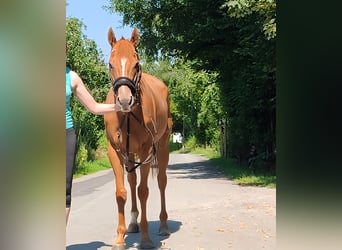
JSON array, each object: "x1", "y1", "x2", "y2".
[
  {"x1": 116, "y1": 95, "x2": 135, "y2": 112},
  {"x1": 112, "y1": 77, "x2": 138, "y2": 112}
]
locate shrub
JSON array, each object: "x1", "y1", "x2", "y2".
[{"x1": 184, "y1": 135, "x2": 198, "y2": 151}]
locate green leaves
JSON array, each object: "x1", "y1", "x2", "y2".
[
  {"x1": 66, "y1": 17, "x2": 110, "y2": 165},
  {"x1": 143, "y1": 58, "x2": 223, "y2": 148},
  {"x1": 105, "y1": 0, "x2": 276, "y2": 169},
  {"x1": 222, "y1": 0, "x2": 276, "y2": 40}
]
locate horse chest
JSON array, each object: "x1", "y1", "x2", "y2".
[{"x1": 109, "y1": 119, "x2": 153, "y2": 154}]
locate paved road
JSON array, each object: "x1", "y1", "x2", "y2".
[{"x1": 66, "y1": 154, "x2": 276, "y2": 250}]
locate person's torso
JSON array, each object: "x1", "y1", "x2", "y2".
[{"x1": 66, "y1": 67, "x2": 73, "y2": 129}]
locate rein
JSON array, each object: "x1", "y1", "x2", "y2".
[{"x1": 115, "y1": 105, "x2": 158, "y2": 173}]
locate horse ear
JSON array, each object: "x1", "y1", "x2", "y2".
[
  {"x1": 108, "y1": 27, "x2": 117, "y2": 47},
  {"x1": 130, "y1": 28, "x2": 139, "y2": 47}
]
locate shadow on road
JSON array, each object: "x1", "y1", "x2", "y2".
[
  {"x1": 125, "y1": 219, "x2": 182, "y2": 249},
  {"x1": 66, "y1": 241, "x2": 112, "y2": 250},
  {"x1": 167, "y1": 158, "x2": 227, "y2": 180},
  {"x1": 66, "y1": 220, "x2": 181, "y2": 250}
]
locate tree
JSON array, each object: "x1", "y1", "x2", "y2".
[
  {"x1": 143, "y1": 57, "x2": 223, "y2": 149},
  {"x1": 222, "y1": 0, "x2": 276, "y2": 40},
  {"x1": 220, "y1": 0, "x2": 276, "y2": 166},
  {"x1": 66, "y1": 17, "x2": 110, "y2": 163},
  {"x1": 106, "y1": 0, "x2": 276, "y2": 169}
]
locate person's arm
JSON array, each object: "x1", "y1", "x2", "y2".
[{"x1": 70, "y1": 70, "x2": 117, "y2": 115}]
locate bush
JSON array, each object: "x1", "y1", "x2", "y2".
[
  {"x1": 184, "y1": 135, "x2": 197, "y2": 151},
  {"x1": 93, "y1": 132, "x2": 108, "y2": 159},
  {"x1": 75, "y1": 142, "x2": 88, "y2": 172}
]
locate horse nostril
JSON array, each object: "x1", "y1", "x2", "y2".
[
  {"x1": 129, "y1": 96, "x2": 135, "y2": 106},
  {"x1": 117, "y1": 96, "x2": 122, "y2": 105}
]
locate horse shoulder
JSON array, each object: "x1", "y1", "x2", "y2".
[
  {"x1": 140, "y1": 73, "x2": 170, "y2": 129},
  {"x1": 141, "y1": 73, "x2": 168, "y2": 92}
]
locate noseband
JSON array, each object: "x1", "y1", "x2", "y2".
[
  {"x1": 110, "y1": 63, "x2": 142, "y2": 101},
  {"x1": 112, "y1": 76, "x2": 138, "y2": 96}
]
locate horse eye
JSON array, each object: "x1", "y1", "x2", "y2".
[{"x1": 109, "y1": 63, "x2": 113, "y2": 70}]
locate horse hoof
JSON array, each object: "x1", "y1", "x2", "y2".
[
  {"x1": 127, "y1": 222, "x2": 139, "y2": 233},
  {"x1": 158, "y1": 226, "x2": 170, "y2": 236},
  {"x1": 140, "y1": 239, "x2": 155, "y2": 249},
  {"x1": 111, "y1": 244, "x2": 126, "y2": 250}
]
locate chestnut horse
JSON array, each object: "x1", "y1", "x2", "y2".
[{"x1": 104, "y1": 28, "x2": 172, "y2": 250}]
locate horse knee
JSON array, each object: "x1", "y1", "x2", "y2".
[{"x1": 116, "y1": 188, "x2": 127, "y2": 202}]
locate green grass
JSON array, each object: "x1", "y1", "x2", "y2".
[
  {"x1": 74, "y1": 158, "x2": 111, "y2": 178},
  {"x1": 209, "y1": 156, "x2": 276, "y2": 188}
]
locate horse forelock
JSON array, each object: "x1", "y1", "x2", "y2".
[{"x1": 111, "y1": 39, "x2": 136, "y2": 57}]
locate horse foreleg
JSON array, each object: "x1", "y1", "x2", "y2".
[
  {"x1": 108, "y1": 145, "x2": 127, "y2": 249},
  {"x1": 157, "y1": 143, "x2": 170, "y2": 236},
  {"x1": 127, "y1": 169, "x2": 139, "y2": 233},
  {"x1": 138, "y1": 164, "x2": 154, "y2": 249}
]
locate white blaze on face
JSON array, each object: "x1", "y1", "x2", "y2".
[{"x1": 121, "y1": 57, "x2": 127, "y2": 77}]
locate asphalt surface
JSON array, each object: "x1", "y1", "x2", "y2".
[{"x1": 66, "y1": 154, "x2": 276, "y2": 250}]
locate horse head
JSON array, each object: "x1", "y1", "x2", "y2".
[{"x1": 108, "y1": 27, "x2": 142, "y2": 112}]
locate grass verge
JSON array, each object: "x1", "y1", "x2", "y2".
[
  {"x1": 209, "y1": 156, "x2": 276, "y2": 188},
  {"x1": 74, "y1": 158, "x2": 111, "y2": 178},
  {"x1": 172, "y1": 146, "x2": 276, "y2": 188}
]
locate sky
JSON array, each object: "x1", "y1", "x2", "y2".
[{"x1": 66, "y1": 0, "x2": 133, "y2": 60}]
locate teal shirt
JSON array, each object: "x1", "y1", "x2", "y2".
[{"x1": 66, "y1": 67, "x2": 73, "y2": 129}]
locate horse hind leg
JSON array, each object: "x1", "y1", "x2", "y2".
[
  {"x1": 127, "y1": 169, "x2": 140, "y2": 233},
  {"x1": 157, "y1": 161, "x2": 170, "y2": 235},
  {"x1": 157, "y1": 136, "x2": 170, "y2": 236}
]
